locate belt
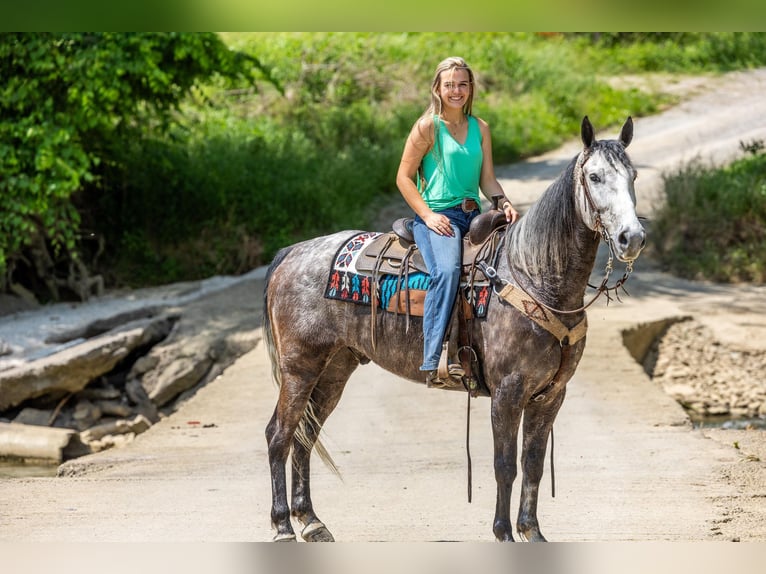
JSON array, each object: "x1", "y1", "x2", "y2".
[{"x1": 461, "y1": 198, "x2": 479, "y2": 213}]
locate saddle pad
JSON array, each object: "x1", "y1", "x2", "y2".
[
  {"x1": 324, "y1": 232, "x2": 381, "y2": 304},
  {"x1": 379, "y1": 273, "x2": 430, "y2": 310},
  {"x1": 324, "y1": 232, "x2": 492, "y2": 318}
]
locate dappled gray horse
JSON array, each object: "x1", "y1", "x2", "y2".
[{"x1": 264, "y1": 117, "x2": 645, "y2": 542}]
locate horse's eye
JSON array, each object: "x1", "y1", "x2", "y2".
[{"x1": 589, "y1": 173, "x2": 601, "y2": 183}]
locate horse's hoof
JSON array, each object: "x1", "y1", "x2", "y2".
[
  {"x1": 273, "y1": 532, "x2": 297, "y2": 542},
  {"x1": 518, "y1": 528, "x2": 547, "y2": 542},
  {"x1": 301, "y1": 521, "x2": 335, "y2": 542}
]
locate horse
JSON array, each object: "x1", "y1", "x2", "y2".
[{"x1": 263, "y1": 116, "x2": 645, "y2": 542}]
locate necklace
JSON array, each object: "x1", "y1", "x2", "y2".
[{"x1": 443, "y1": 115, "x2": 466, "y2": 137}]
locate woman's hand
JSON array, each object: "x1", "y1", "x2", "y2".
[
  {"x1": 423, "y1": 212, "x2": 454, "y2": 237},
  {"x1": 502, "y1": 201, "x2": 520, "y2": 224}
]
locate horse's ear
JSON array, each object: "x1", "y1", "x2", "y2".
[
  {"x1": 581, "y1": 116, "x2": 595, "y2": 148},
  {"x1": 619, "y1": 116, "x2": 633, "y2": 148}
]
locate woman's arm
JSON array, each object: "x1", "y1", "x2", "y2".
[
  {"x1": 477, "y1": 118, "x2": 520, "y2": 223},
  {"x1": 396, "y1": 117, "x2": 455, "y2": 236}
]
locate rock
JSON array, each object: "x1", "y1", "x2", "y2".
[
  {"x1": 647, "y1": 318, "x2": 766, "y2": 422},
  {"x1": 129, "y1": 279, "x2": 262, "y2": 407},
  {"x1": 125, "y1": 379, "x2": 161, "y2": 424},
  {"x1": 141, "y1": 347, "x2": 213, "y2": 407},
  {"x1": 78, "y1": 386, "x2": 122, "y2": 401},
  {"x1": 95, "y1": 400, "x2": 133, "y2": 418},
  {"x1": 0, "y1": 422, "x2": 89, "y2": 462},
  {"x1": 80, "y1": 414, "x2": 151, "y2": 443},
  {"x1": 130, "y1": 354, "x2": 160, "y2": 376},
  {"x1": 0, "y1": 272, "x2": 263, "y2": 461},
  {"x1": 0, "y1": 314, "x2": 175, "y2": 411},
  {"x1": 13, "y1": 408, "x2": 53, "y2": 427},
  {"x1": 87, "y1": 433, "x2": 136, "y2": 453},
  {"x1": 663, "y1": 383, "x2": 698, "y2": 403},
  {"x1": 44, "y1": 306, "x2": 165, "y2": 344},
  {"x1": 73, "y1": 399, "x2": 102, "y2": 431}
]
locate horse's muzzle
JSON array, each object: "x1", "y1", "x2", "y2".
[{"x1": 615, "y1": 224, "x2": 646, "y2": 261}]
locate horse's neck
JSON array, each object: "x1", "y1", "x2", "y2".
[
  {"x1": 505, "y1": 185, "x2": 600, "y2": 310},
  {"x1": 559, "y1": 225, "x2": 601, "y2": 302},
  {"x1": 530, "y1": 229, "x2": 597, "y2": 306}
]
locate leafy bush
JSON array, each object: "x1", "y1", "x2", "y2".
[
  {"x1": 98, "y1": 109, "x2": 404, "y2": 285},
  {"x1": 572, "y1": 32, "x2": 766, "y2": 73},
  {"x1": 651, "y1": 148, "x2": 766, "y2": 282},
  {"x1": 0, "y1": 32, "x2": 259, "y2": 300},
  {"x1": 4, "y1": 32, "x2": 764, "y2": 295}
]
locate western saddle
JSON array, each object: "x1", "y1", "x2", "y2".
[{"x1": 357, "y1": 196, "x2": 509, "y2": 395}]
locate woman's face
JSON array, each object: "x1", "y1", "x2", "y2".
[{"x1": 438, "y1": 68, "x2": 471, "y2": 113}]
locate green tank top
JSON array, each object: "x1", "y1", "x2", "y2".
[{"x1": 419, "y1": 115, "x2": 483, "y2": 212}]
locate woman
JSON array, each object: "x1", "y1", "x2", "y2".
[{"x1": 396, "y1": 56, "x2": 520, "y2": 387}]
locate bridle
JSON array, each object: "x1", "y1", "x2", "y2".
[{"x1": 492, "y1": 148, "x2": 636, "y2": 316}]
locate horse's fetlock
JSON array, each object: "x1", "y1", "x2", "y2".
[
  {"x1": 493, "y1": 520, "x2": 515, "y2": 542},
  {"x1": 290, "y1": 504, "x2": 314, "y2": 526}
]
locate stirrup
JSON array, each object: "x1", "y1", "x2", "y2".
[{"x1": 426, "y1": 364, "x2": 464, "y2": 389}]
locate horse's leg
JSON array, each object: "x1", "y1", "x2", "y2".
[
  {"x1": 265, "y1": 359, "x2": 323, "y2": 542},
  {"x1": 490, "y1": 373, "x2": 526, "y2": 542},
  {"x1": 290, "y1": 348, "x2": 359, "y2": 542},
  {"x1": 516, "y1": 388, "x2": 566, "y2": 542}
]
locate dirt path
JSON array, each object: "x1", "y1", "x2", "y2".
[{"x1": 1, "y1": 69, "x2": 765, "y2": 542}]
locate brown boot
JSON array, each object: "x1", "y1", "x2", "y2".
[{"x1": 425, "y1": 365, "x2": 464, "y2": 389}]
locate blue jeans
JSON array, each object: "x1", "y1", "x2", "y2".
[{"x1": 413, "y1": 206, "x2": 478, "y2": 371}]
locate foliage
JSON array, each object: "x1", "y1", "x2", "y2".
[
  {"x1": 569, "y1": 32, "x2": 766, "y2": 73},
  {"x1": 225, "y1": 32, "x2": 660, "y2": 163},
  {"x1": 99, "y1": 112, "x2": 402, "y2": 285},
  {"x1": 96, "y1": 32, "x2": 665, "y2": 286},
  {"x1": 651, "y1": 145, "x2": 766, "y2": 283},
  {"x1": 3, "y1": 32, "x2": 765, "y2": 295},
  {"x1": 0, "y1": 32, "x2": 259, "y2": 299}
]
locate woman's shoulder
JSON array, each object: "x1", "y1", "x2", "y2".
[
  {"x1": 471, "y1": 115, "x2": 492, "y2": 139},
  {"x1": 415, "y1": 114, "x2": 437, "y2": 130},
  {"x1": 471, "y1": 115, "x2": 490, "y2": 129},
  {"x1": 411, "y1": 115, "x2": 436, "y2": 142}
]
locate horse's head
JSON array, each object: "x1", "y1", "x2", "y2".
[{"x1": 575, "y1": 116, "x2": 646, "y2": 262}]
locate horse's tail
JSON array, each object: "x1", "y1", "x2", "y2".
[
  {"x1": 263, "y1": 245, "x2": 341, "y2": 477},
  {"x1": 263, "y1": 246, "x2": 292, "y2": 393}
]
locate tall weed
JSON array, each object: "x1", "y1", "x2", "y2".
[{"x1": 651, "y1": 152, "x2": 766, "y2": 282}]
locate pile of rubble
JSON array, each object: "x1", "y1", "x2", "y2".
[
  {"x1": 646, "y1": 318, "x2": 766, "y2": 420},
  {"x1": 0, "y1": 271, "x2": 264, "y2": 462}
]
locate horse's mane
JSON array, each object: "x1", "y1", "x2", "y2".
[{"x1": 507, "y1": 154, "x2": 580, "y2": 280}]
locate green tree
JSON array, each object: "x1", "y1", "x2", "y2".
[{"x1": 0, "y1": 32, "x2": 261, "y2": 302}]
